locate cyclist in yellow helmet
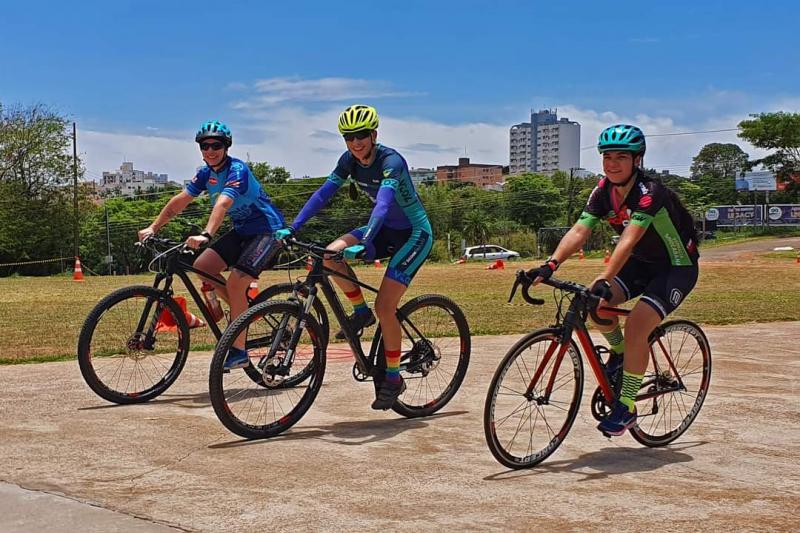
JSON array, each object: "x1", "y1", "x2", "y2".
[{"x1": 275, "y1": 105, "x2": 433, "y2": 410}]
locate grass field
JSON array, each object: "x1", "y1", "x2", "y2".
[{"x1": 2, "y1": 248, "x2": 799, "y2": 364}]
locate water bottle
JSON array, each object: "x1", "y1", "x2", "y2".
[{"x1": 201, "y1": 281, "x2": 224, "y2": 323}]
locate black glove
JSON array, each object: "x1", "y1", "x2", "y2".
[
  {"x1": 590, "y1": 279, "x2": 613, "y2": 301},
  {"x1": 526, "y1": 258, "x2": 559, "y2": 282}
]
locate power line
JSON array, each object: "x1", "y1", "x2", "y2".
[{"x1": 579, "y1": 127, "x2": 740, "y2": 151}]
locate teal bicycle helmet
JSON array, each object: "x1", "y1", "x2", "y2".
[
  {"x1": 195, "y1": 120, "x2": 232, "y2": 146},
  {"x1": 597, "y1": 124, "x2": 645, "y2": 155}
]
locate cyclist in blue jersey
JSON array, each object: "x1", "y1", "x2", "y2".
[
  {"x1": 528, "y1": 124, "x2": 699, "y2": 436},
  {"x1": 275, "y1": 105, "x2": 433, "y2": 410},
  {"x1": 138, "y1": 120, "x2": 286, "y2": 370}
]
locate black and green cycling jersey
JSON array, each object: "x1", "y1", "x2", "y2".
[{"x1": 578, "y1": 171, "x2": 698, "y2": 266}]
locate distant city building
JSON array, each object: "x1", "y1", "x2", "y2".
[
  {"x1": 409, "y1": 167, "x2": 437, "y2": 186},
  {"x1": 100, "y1": 162, "x2": 171, "y2": 197},
  {"x1": 509, "y1": 109, "x2": 580, "y2": 175},
  {"x1": 436, "y1": 157, "x2": 503, "y2": 188}
]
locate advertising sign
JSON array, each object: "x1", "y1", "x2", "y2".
[
  {"x1": 766, "y1": 204, "x2": 800, "y2": 226},
  {"x1": 706, "y1": 205, "x2": 764, "y2": 226},
  {"x1": 735, "y1": 171, "x2": 777, "y2": 192}
]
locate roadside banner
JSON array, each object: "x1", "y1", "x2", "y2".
[
  {"x1": 766, "y1": 204, "x2": 800, "y2": 226},
  {"x1": 705, "y1": 205, "x2": 764, "y2": 227}
]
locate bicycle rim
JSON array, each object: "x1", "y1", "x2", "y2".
[
  {"x1": 209, "y1": 301, "x2": 326, "y2": 439},
  {"x1": 484, "y1": 330, "x2": 583, "y2": 469},
  {"x1": 77, "y1": 286, "x2": 189, "y2": 404},
  {"x1": 388, "y1": 295, "x2": 471, "y2": 418},
  {"x1": 630, "y1": 320, "x2": 712, "y2": 446}
]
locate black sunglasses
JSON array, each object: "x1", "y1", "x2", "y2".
[
  {"x1": 342, "y1": 130, "x2": 372, "y2": 142},
  {"x1": 200, "y1": 141, "x2": 225, "y2": 151}
]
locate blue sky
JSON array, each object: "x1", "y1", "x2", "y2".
[{"x1": 4, "y1": 0, "x2": 799, "y2": 181}]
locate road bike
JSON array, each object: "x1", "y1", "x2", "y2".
[
  {"x1": 77, "y1": 236, "x2": 329, "y2": 404},
  {"x1": 208, "y1": 237, "x2": 472, "y2": 439},
  {"x1": 483, "y1": 270, "x2": 711, "y2": 469}
]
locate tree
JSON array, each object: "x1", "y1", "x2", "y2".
[
  {"x1": 690, "y1": 143, "x2": 749, "y2": 180},
  {"x1": 248, "y1": 161, "x2": 290, "y2": 184},
  {"x1": 462, "y1": 210, "x2": 489, "y2": 245},
  {"x1": 0, "y1": 103, "x2": 88, "y2": 273},
  {"x1": 505, "y1": 173, "x2": 563, "y2": 230},
  {"x1": 738, "y1": 112, "x2": 800, "y2": 194}
]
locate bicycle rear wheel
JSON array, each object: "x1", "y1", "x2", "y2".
[
  {"x1": 484, "y1": 329, "x2": 583, "y2": 469},
  {"x1": 208, "y1": 300, "x2": 326, "y2": 439},
  {"x1": 375, "y1": 295, "x2": 470, "y2": 418},
  {"x1": 77, "y1": 286, "x2": 189, "y2": 404},
  {"x1": 630, "y1": 320, "x2": 711, "y2": 446}
]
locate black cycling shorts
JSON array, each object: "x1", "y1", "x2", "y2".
[
  {"x1": 207, "y1": 230, "x2": 282, "y2": 278},
  {"x1": 613, "y1": 257, "x2": 698, "y2": 319}
]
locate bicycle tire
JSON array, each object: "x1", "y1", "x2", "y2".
[
  {"x1": 244, "y1": 283, "x2": 328, "y2": 388},
  {"x1": 77, "y1": 285, "x2": 190, "y2": 404},
  {"x1": 371, "y1": 294, "x2": 470, "y2": 418},
  {"x1": 630, "y1": 320, "x2": 712, "y2": 447},
  {"x1": 484, "y1": 329, "x2": 584, "y2": 469},
  {"x1": 208, "y1": 300, "x2": 326, "y2": 439},
  {"x1": 251, "y1": 282, "x2": 330, "y2": 346}
]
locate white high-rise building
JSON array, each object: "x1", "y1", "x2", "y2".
[
  {"x1": 509, "y1": 109, "x2": 580, "y2": 174},
  {"x1": 100, "y1": 161, "x2": 170, "y2": 197}
]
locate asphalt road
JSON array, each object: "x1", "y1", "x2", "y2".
[{"x1": 1, "y1": 323, "x2": 798, "y2": 532}]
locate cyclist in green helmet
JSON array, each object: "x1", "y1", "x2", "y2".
[{"x1": 528, "y1": 124, "x2": 700, "y2": 436}]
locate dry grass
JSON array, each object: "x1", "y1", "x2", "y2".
[{"x1": 2, "y1": 254, "x2": 799, "y2": 364}]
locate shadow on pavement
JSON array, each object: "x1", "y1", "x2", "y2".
[
  {"x1": 77, "y1": 391, "x2": 212, "y2": 410},
  {"x1": 483, "y1": 441, "x2": 709, "y2": 481},
  {"x1": 209, "y1": 410, "x2": 469, "y2": 449}
]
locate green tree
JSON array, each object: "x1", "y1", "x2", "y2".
[
  {"x1": 462, "y1": 210, "x2": 489, "y2": 244},
  {"x1": 248, "y1": 161, "x2": 291, "y2": 184},
  {"x1": 690, "y1": 143, "x2": 749, "y2": 179},
  {"x1": 505, "y1": 173, "x2": 562, "y2": 230},
  {"x1": 738, "y1": 112, "x2": 800, "y2": 196},
  {"x1": 0, "y1": 103, "x2": 89, "y2": 274}
]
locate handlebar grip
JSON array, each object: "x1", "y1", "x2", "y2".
[
  {"x1": 521, "y1": 283, "x2": 544, "y2": 306},
  {"x1": 589, "y1": 300, "x2": 613, "y2": 326}
]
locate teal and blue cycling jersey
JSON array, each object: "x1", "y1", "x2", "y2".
[
  {"x1": 291, "y1": 145, "x2": 430, "y2": 240},
  {"x1": 185, "y1": 157, "x2": 285, "y2": 235}
]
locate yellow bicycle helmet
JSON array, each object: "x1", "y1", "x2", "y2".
[{"x1": 337, "y1": 105, "x2": 379, "y2": 134}]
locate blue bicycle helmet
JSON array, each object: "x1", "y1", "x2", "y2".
[
  {"x1": 597, "y1": 124, "x2": 645, "y2": 155},
  {"x1": 195, "y1": 120, "x2": 232, "y2": 146}
]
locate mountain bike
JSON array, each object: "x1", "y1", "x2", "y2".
[
  {"x1": 77, "y1": 236, "x2": 329, "y2": 404},
  {"x1": 208, "y1": 237, "x2": 472, "y2": 439},
  {"x1": 483, "y1": 270, "x2": 711, "y2": 469}
]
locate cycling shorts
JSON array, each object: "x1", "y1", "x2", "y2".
[
  {"x1": 613, "y1": 257, "x2": 698, "y2": 319},
  {"x1": 349, "y1": 224, "x2": 432, "y2": 286},
  {"x1": 208, "y1": 229, "x2": 282, "y2": 278}
]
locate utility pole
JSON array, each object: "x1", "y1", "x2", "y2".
[
  {"x1": 72, "y1": 122, "x2": 79, "y2": 258},
  {"x1": 105, "y1": 205, "x2": 113, "y2": 274}
]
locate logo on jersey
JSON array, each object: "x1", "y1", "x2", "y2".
[
  {"x1": 639, "y1": 195, "x2": 653, "y2": 209},
  {"x1": 191, "y1": 175, "x2": 198, "y2": 183},
  {"x1": 227, "y1": 180, "x2": 240, "y2": 188},
  {"x1": 383, "y1": 168, "x2": 393, "y2": 178},
  {"x1": 209, "y1": 177, "x2": 218, "y2": 186},
  {"x1": 669, "y1": 288, "x2": 683, "y2": 306},
  {"x1": 608, "y1": 207, "x2": 631, "y2": 226}
]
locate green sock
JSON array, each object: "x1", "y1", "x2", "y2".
[
  {"x1": 619, "y1": 370, "x2": 644, "y2": 412},
  {"x1": 602, "y1": 325, "x2": 625, "y2": 355}
]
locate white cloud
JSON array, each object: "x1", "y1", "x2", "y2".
[
  {"x1": 80, "y1": 99, "x2": 800, "y2": 186},
  {"x1": 231, "y1": 77, "x2": 419, "y2": 110}
]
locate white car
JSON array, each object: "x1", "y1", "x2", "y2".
[{"x1": 463, "y1": 245, "x2": 520, "y2": 261}]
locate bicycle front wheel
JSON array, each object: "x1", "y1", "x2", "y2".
[
  {"x1": 483, "y1": 329, "x2": 583, "y2": 469},
  {"x1": 209, "y1": 300, "x2": 326, "y2": 439},
  {"x1": 384, "y1": 294, "x2": 471, "y2": 418},
  {"x1": 77, "y1": 286, "x2": 189, "y2": 404},
  {"x1": 630, "y1": 320, "x2": 712, "y2": 447}
]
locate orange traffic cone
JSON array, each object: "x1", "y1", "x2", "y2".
[
  {"x1": 456, "y1": 257, "x2": 466, "y2": 264},
  {"x1": 578, "y1": 249, "x2": 585, "y2": 261},
  {"x1": 495, "y1": 259, "x2": 505, "y2": 270},
  {"x1": 247, "y1": 280, "x2": 259, "y2": 300},
  {"x1": 374, "y1": 259, "x2": 382, "y2": 268},
  {"x1": 73, "y1": 257, "x2": 84, "y2": 281},
  {"x1": 604, "y1": 249, "x2": 611, "y2": 264},
  {"x1": 306, "y1": 256, "x2": 313, "y2": 271},
  {"x1": 796, "y1": 252, "x2": 800, "y2": 264},
  {"x1": 156, "y1": 296, "x2": 206, "y2": 332}
]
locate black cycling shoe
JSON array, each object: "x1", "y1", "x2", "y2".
[
  {"x1": 335, "y1": 309, "x2": 376, "y2": 340},
  {"x1": 371, "y1": 377, "x2": 406, "y2": 410}
]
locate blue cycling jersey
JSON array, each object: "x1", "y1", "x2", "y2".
[
  {"x1": 185, "y1": 157, "x2": 285, "y2": 235},
  {"x1": 291, "y1": 145, "x2": 430, "y2": 245}
]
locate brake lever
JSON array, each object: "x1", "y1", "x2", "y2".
[{"x1": 508, "y1": 278, "x2": 521, "y2": 303}]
